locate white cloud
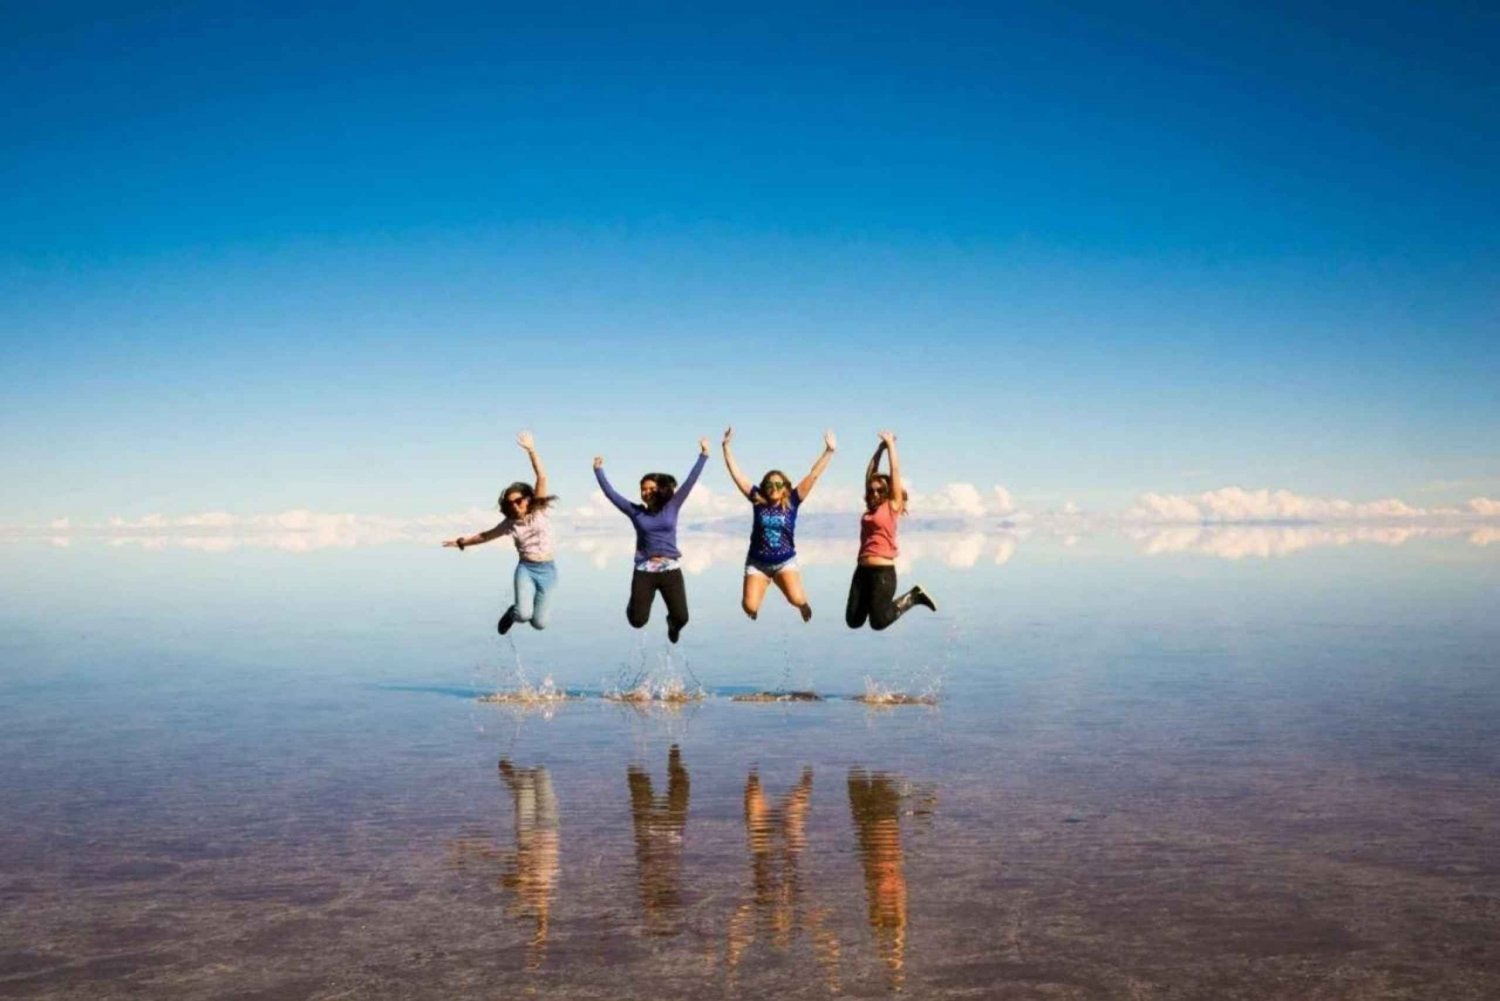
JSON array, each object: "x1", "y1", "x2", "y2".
[
  {"x1": 1131, "y1": 492, "x2": 1202, "y2": 522},
  {"x1": 675, "y1": 483, "x2": 742, "y2": 518},
  {"x1": 176, "y1": 511, "x2": 237, "y2": 528},
  {"x1": 1469, "y1": 497, "x2": 1500, "y2": 517},
  {"x1": 571, "y1": 479, "x2": 1018, "y2": 522},
  {"x1": 915, "y1": 482, "x2": 988, "y2": 518},
  {"x1": 23, "y1": 486, "x2": 1498, "y2": 561}
]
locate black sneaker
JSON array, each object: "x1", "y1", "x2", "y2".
[
  {"x1": 909, "y1": 586, "x2": 937, "y2": 613},
  {"x1": 667, "y1": 621, "x2": 682, "y2": 644},
  {"x1": 497, "y1": 608, "x2": 518, "y2": 635}
]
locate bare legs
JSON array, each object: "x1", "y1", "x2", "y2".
[{"x1": 741, "y1": 569, "x2": 813, "y2": 622}]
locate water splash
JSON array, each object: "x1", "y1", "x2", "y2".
[
  {"x1": 605, "y1": 672, "x2": 706, "y2": 704},
  {"x1": 479, "y1": 673, "x2": 573, "y2": 703},
  {"x1": 853, "y1": 677, "x2": 938, "y2": 706},
  {"x1": 479, "y1": 654, "x2": 577, "y2": 720},
  {"x1": 605, "y1": 644, "x2": 707, "y2": 704}
]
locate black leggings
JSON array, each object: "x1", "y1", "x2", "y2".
[
  {"x1": 845, "y1": 565, "x2": 908, "y2": 631},
  {"x1": 628, "y1": 569, "x2": 689, "y2": 632}
]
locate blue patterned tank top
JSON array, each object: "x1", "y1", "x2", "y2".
[{"x1": 748, "y1": 488, "x2": 801, "y2": 564}]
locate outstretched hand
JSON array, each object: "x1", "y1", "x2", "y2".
[
  {"x1": 722, "y1": 426, "x2": 734, "y2": 446},
  {"x1": 823, "y1": 429, "x2": 838, "y2": 451},
  {"x1": 442, "y1": 538, "x2": 463, "y2": 549},
  {"x1": 878, "y1": 430, "x2": 896, "y2": 447},
  {"x1": 593, "y1": 455, "x2": 604, "y2": 469},
  {"x1": 516, "y1": 430, "x2": 535, "y2": 451},
  {"x1": 699, "y1": 437, "x2": 711, "y2": 455}
]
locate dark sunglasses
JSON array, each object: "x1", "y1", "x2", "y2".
[
  {"x1": 764, "y1": 480, "x2": 789, "y2": 490},
  {"x1": 503, "y1": 495, "x2": 528, "y2": 506}
]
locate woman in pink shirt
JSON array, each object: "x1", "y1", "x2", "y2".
[
  {"x1": 444, "y1": 432, "x2": 560, "y2": 634},
  {"x1": 845, "y1": 431, "x2": 936, "y2": 630}
]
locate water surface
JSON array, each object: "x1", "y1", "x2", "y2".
[{"x1": 2, "y1": 531, "x2": 1497, "y2": 998}]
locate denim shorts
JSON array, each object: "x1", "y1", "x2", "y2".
[{"x1": 745, "y1": 557, "x2": 797, "y2": 578}]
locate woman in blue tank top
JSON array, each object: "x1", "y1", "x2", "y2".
[{"x1": 721, "y1": 427, "x2": 837, "y2": 622}]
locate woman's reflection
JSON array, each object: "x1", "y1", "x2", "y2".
[
  {"x1": 627, "y1": 743, "x2": 690, "y2": 935},
  {"x1": 848, "y1": 768, "x2": 908, "y2": 990},
  {"x1": 725, "y1": 767, "x2": 841, "y2": 990},
  {"x1": 497, "y1": 759, "x2": 560, "y2": 971}
]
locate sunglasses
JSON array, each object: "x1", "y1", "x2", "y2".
[
  {"x1": 504, "y1": 495, "x2": 528, "y2": 506},
  {"x1": 764, "y1": 480, "x2": 789, "y2": 491}
]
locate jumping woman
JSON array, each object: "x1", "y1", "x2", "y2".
[
  {"x1": 846, "y1": 431, "x2": 936, "y2": 630},
  {"x1": 444, "y1": 431, "x2": 558, "y2": 634},
  {"x1": 594, "y1": 438, "x2": 709, "y2": 643},
  {"x1": 721, "y1": 426, "x2": 836, "y2": 622}
]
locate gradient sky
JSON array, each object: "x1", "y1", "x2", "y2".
[{"x1": 3, "y1": 1, "x2": 1496, "y2": 522}]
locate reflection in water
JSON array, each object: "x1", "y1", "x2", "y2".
[
  {"x1": 497, "y1": 760, "x2": 560, "y2": 971},
  {"x1": 628, "y1": 745, "x2": 691, "y2": 935},
  {"x1": 849, "y1": 769, "x2": 908, "y2": 991},
  {"x1": 48, "y1": 518, "x2": 1500, "y2": 564},
  {"x1": 725, "y1": 768, "x2": 841, "y2": 991},
  {"x1": 1132, "y1": 523, "x2": 1493, "y2": 560}
]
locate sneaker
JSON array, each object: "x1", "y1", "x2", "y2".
[
  {"x1": 800, "y1": 603, "x2": 813, "y2": 623},
  {"x1": 667, "y1": 621, "x2": 682, "y2": 644},
  {"x1": 497, "y1": 608, "x2": 518, "y2": 635},
  {"x1": 908, "y1": 586, "x2": 937, "y2": 613}
]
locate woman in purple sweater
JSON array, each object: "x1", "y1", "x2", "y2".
[{"x1": 594, "y1": 438, "x2": 710, "y2": 643}]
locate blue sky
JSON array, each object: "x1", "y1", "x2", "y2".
[{"x1": 3, "y1": 1, "x2": 1496, "y2": 522}]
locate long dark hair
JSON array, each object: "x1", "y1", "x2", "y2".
[
  {"x1": 498, "y1": 481, "x2": 557, "y2": 518},
  {"x1": 641, "y1": 473, "x2": 677, "y2": 514}
]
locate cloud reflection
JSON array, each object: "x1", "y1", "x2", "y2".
[
  {"x1": 32, "y1": 518, "x2": 1500, "y2": 564},
  {"x1": 1131, "y1": 524, "x2": 1483, "y2": 560},
  {"x1": 17, "y1": 484, "x2": 1500, "y2": 567}
]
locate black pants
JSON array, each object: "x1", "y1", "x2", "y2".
[
  {"x1": 628, "y1": 569, "x2": 689, "y2": 632},
  {"x1": 845, "y1": 565, "x2": 909, "y2": 631}
]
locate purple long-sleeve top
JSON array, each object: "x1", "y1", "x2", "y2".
[{"x1": 595, "y1": 453, "x2": 708, "y2": 562}]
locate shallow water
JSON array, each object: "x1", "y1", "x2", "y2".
[{"x1": 2, "y1": 531, "x2": 1498, "y2": 998}]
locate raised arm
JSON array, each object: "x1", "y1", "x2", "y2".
[
  {"x1": 864, "y1": 437, "x2": 888, "y2": 484},
  {"x1": 720, "y1": 427, "x2": 755, "y2": 501},
  {"x1": 517, "y1": 430, "x2": 547, "y2": 497},
  {"x1": 795, "y1": 429, "x2": 837, "y2": 500},
  {"x1": 879, "y1": 430, "x2": 906, "y2": 514},
  {"x1": 593, "y1": 456, "x2": 636, "y2": 515},
  {"x1": 443, "y1": 521, "x2": 510, "y2": 550},
  {"x1": 667, "y1": 439, "x2": 711, "y2": 509}
]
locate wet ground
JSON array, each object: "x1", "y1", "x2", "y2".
[{"x1": 2, "y1": 533, "x2": 1497, "y2": 998}]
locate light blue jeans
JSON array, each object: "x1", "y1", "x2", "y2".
[{"x1": 510, "y1": 560, "x2": 558, "y2": 630}]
